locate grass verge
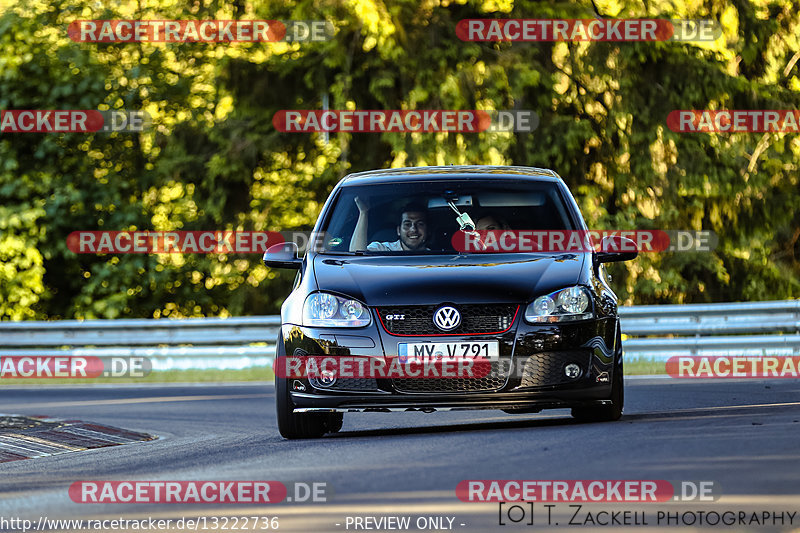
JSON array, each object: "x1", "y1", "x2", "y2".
[{"x1": 626, "y1": 359, "x2": 667, "y2": 375}]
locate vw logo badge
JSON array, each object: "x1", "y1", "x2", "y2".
[{"x1": 433, "y1": 306, "x2": 461, "y2": 331}]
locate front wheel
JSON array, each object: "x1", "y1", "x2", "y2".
[{"x1": 275, "y1": 335, "x2": 343, "y2": 439}]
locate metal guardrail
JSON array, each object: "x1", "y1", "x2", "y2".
[
  {"x1": 0, "y1": 317, "x2": 281, "y2": 371},
  {"x1": 0, "y1": 300, "x2": 797, "y2": 369},
  {"x1": 619, "y1": 300, "x2": 800, "y2": 360}
]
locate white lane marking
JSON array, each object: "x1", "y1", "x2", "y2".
[
  {"x1": 0, "y1": 439, "x2": 74, "y2": 457},
  {"x1": 0, "y1": 436, "x2": 78, "y2": 454},
  {"x1": 0, "y1": 414, "x2": 157, "y2": 464},
  {"x1": 643, "y1": 400, "x2": 800, "y2": 416},
  {"x1": 0, "y1": 433, "x2": 79, "y2": 450},
  {"x1": 59, "y1": 427, "x2": 138, "y2": 444}
]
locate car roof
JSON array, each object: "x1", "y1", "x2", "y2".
[{"x1": 340, "y1": 165, "x2": 561, "y2": 186}]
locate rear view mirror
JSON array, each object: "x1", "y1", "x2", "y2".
[
  {"x1": 263, "y1": 242, "x2": 302, "y2": 269},
  {"x1": 428, "y1": 195, "x2": 473, "y2": 209},
  {"x1": 594, "y1": 235, "x2": 638, "y2": 265}
]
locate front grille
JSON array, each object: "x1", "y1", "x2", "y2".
[
  {"x1": 393, "y1": 360, "x2": 511, "y2": 393},
  {"x1": 378, "y1": 304, "x2": 518, "y2": 336},
  {"x1": 519, "y1": 351, "x2": 591, "y2": 388}
]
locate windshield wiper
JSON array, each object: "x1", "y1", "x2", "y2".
[{"x1": 320, "y1": 250, "x2": 367, "y2": 255}]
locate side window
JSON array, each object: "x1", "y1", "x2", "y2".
[{"x1": 321, "y1": 192, "x2": 358, "y2": 250}]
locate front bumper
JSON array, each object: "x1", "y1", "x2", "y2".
[
  {"x1": 280, "y1": 312, "x2": 618, "y2": 412},
  {"x1": 290, "y1": 391, "x2": 613, "y2": 413}
]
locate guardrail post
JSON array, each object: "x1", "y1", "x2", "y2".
[{"x1": 795, "y1": 304, "x2": 800, "y2": 355}]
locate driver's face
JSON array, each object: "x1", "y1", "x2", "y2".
[{"x1": 397, "y1": 212, "x2": 428, "y2": 250}]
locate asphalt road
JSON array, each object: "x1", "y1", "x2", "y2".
[{"x1": 1, "y1": 378, "x2": 800, "y2": 532}]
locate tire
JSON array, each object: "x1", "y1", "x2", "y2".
[
  {"x1": 571, "y1": 335, "x2": 624, "y2": 422},
  {"x1": 275, "y1": 334, "x2": 343, "y2": 439},
  {"x1": 325, "y1": 413, "x2": 344, "y2": 433}
]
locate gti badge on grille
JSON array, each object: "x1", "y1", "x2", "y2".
[
  {"x1": 385, "y1": 314, "x2": 405, "y2": 320},
  {"x1": 433, "y1": 306, "x2": 461, "y2": 331}
]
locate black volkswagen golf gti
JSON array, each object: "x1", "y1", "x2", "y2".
[{"x1": 264, "y1": 166, "x2": 637, "y2": 438}]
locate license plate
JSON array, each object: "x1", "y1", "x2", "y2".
[{"x1": 398, "y1": 341, "x2": 499, "y2": 363}]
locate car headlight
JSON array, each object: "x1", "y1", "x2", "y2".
[
  {"x1": 525, "y1": 286, "x2": 593, "y2": 323},
  {"x1": 303, "y1": 292, "x2": 371, "y2": 327}
]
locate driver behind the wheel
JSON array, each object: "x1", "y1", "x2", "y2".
[{"x1": 350, "y1": 199, "x2": 430, "y2": 251}]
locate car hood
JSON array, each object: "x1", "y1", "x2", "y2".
[{"x1": 311, "y1": 253, "x2": 586, "y2": 306}]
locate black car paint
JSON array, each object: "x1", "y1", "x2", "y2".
[
  {"x1": 268, "y1": 167, "x2": 627, "y2": 414},
  {"x1": 312, "y1": 254, "x2": 585, "y2": 306}
]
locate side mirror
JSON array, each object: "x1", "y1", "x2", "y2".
[
  {"x1": 594, "y1": 235, "x2": 638, "y2": 265},
  {"x1": 263, "y1": 242, "x2": 302, "y2": 269}
]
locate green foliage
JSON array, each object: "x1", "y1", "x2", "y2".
[{"x1": 1, "y1": 0, "x2": 799, "y2": 319}]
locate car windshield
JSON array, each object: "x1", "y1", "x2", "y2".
[{"x1": 319, "y1": 178, "x2": 577, "y2": 255}]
